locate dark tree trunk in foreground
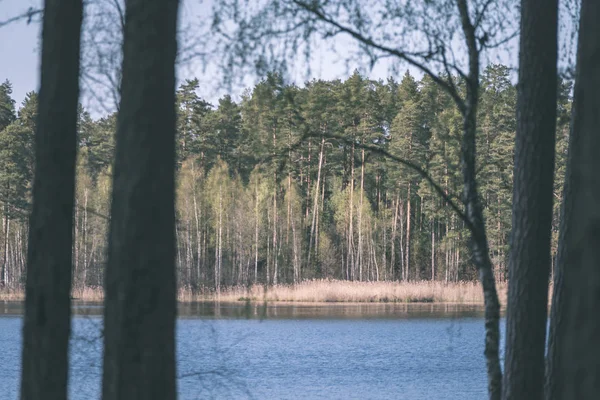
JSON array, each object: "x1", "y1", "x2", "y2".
[
  {"x1": 20, "y1": 0, "x2": 83, "y2": 399},
  {"x1": 456, "y1": 2, "x2": 502, "y2": 399},
  {"x1": 546, "y1": 0, "x2": 600, "y2": 398},
  {"x1": 101, "y1": 0, "x2": 180, "y2": 399},
  {"x1": 462, "y1": 91, "x2": 503, "y2": 400},
  {"x1": 502, "y1": 1, "x2": 558, "y2": 399}
]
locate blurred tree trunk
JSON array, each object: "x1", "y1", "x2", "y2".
[
  {"x1": 101, "y1": 0, "x2": 180, "y2": 398},
  {"x1": 20, "y1": 0, "x2": 83, "y2": 399},
  {"x1": 546, "y1": 0, "x2": 600, "y2": 398},
  {"x1": 502, "y1": 0, "x2": 558, "y2": 398},
  {"x1": 1, "y1": 211, "x2": 8, "y2": 286},
  {"x1": 455, "y1": 2, "x2": 503, "y2": 397}
]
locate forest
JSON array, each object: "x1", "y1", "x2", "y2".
[
  {"x1": 0, "y1": 65, "x2": 571, "y2": 292},
  {"x1": 6, "y1": 0, "x2": 600, "y2": 398}
]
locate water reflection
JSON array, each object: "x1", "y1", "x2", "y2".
[
  {"x1": 0, "y1": 300, "x2": 503, "y2": 399},
  {"x1": 1, "y1": 300, "x2": 498, "y2": 319}
]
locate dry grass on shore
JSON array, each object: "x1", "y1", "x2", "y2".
[
  {"x1": 0, "y1": 286, "x2": 104, "y2": 302},
  {"x1": 0, "y1": 288, "x2": 23, "y2": 301},
  {"x1": 1, "y1": 280, "x2": 511, "y2": 305},
  {"x1": 191, "y1": 279, "x2": 509, "y2": 305}
]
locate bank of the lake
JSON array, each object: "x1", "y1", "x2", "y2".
[
  {"x1": 0, "y1": 279, "x2": 512, "y2": 304},
  {"x1": 197, "y1": 280, "x2": 509, "y2": 304}
]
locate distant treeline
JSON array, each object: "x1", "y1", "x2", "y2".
[{"x1": 0, "y1": 65, "x2": 571, "y2": 290}]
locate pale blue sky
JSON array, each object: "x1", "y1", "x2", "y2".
[
  {"x1": 0, "y1": 0, "x2": 42, "y2": 108},
  {"x1": 0, "y1": 0, "x2": 434, "y2": 116},
  {"x1": 0, "y1": 0, "x2": 524, "y2": 117}
]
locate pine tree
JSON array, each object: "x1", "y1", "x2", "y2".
[{"x1": 0, "y1": 80, "x2": 16, "y2": 132}]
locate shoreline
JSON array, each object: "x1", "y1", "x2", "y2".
[{"x1": 1, "y1": 279, "x2": 518, "y2": 305}]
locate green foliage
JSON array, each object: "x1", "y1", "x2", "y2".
[
  {"x1": 0, "y1": 123, "x2": 34, "y2": 218},
  {"x1": 0, "y1": 65, "x2": 571, "y2": 289},
  {"x1": 175, "y1": 79, "x2": 213, "y2": 163},
  {"x1": 0, "y1": 80, "x2": 16, "y2": 132}
]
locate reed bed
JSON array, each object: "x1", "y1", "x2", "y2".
[
  {"x1": 2, "y1": 280, "x2": 518, "y2": 305},
  {"x1": 0, "y1": 288, "x2": 24, "y2": 301},
  {"x1": 195, "y1": 279, "x2": 510, "y2": 305},
  {"x1": 0, "y1": 286, "x2": 105, "y2": 302},
  {"x1": 71, "y1": 286, "x2": 104, "y2": 301}
]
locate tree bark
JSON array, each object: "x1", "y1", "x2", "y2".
[
  {"x1": 1, "y1": 211, "x2": 8, "y2": 287},
  {"x1": 456, "y1": 1, "x2": 503, "y2": 398},
  {"x1": 83, "y1": 188, "x2": 88, "y2": 288},
  {"x1": 431, "y1": 220, "x2": 435, "y2": 281},
  {"x1": 546, "y1": 0, "x2": 600, "y2": 398},
  {"x1": 358, "y1": 146, "x2": 365, "y2": 281},
  {"x1": 307, "y1": 137, "x2": 324, "y2": 267},
  {"x1": 348, "y1": 141, "x2": 355, "y2": 280},
  {"x1": 101, "y1": 0, "x2": 180, "y2": 398},
  {"x1": 254, "y1": 182, "x2": 259, "y2": 283},
  {"x1": 272, "y1": 190, "x2": 278, "y2": 285},
  {"x1": 502, "y1": 1, "x2": 558, "y2": 398},
  {"x1": 390, "y1": 192, "x2": 399, "y2": 280},
  {"x1": 405, "y1": 183, "x2": 411, "y2": 281},
  {"x1": 20, "y1": 0, "x2": 83, "y2": 398}
]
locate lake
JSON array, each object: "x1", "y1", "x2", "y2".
[{"x1": 0, "y1": 302, "x2": 506, "y2": 399}]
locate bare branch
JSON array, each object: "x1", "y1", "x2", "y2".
[
  {"x1": 0, "y1": 7, "x2": 42, "y2": 29},
  {"x1": 473, "y1": 0, "x2": 495, "y2": 29},
  {"x1": 291, "y1": 0, "x2": 467, "y2": 114},
  {"x1": 456, "y1": 0, "x2": 479, "y2": 84},
  {"x1": 110, "y1": 0, "x2": 125, "y2": 33}
]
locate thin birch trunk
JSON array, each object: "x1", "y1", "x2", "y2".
[
  {"x1": 308, "y1": 137, "x2": 324, "y2": 268},
  {"x1": 431, "y1": 220, "x2": 435, "y2": 281},
  {"x1": 254, "y1": 182, "x2": 259, "y2": 284},
  {"x1": 405, "y1": 183, "x2": 411, "y2": 282},
  {"x1": 358, "y1": 146, "x2": 365, "y2": 281}
]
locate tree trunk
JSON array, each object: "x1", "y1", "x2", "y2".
[
  {"x1": 254, "y1": 182, "x2": 259, "y2": 284},
  {"x1": 546, "y1": 1, "x2": 600, "y2": 398},
  {"x1": 358, "y1": 146, "x2": 365, "y2": 281},
  {"x1": 502, "y1": 0, "x2": 558, "y2": 398},
  {"x1": 73, "y1": 200, "x2": 79, "y2": 287},
  {"x1": 348, "y1": 142, "x2": 355, "y2": 280},
  {"x1": 1, "y1": 211, "x2": 8, "y2": 287},
  {"x1": 272, "y1": 191, "x2": 278, "y2": 285},
  {"x1": 390, "y1": 192, "x2": 399, "y2": 280},
  {"x1": 83, "y1": 188, "x2": 88, "y2": 288},
  {"x1": 192, "y1": 177, "x2": 201, "y2": 290},
  {"x1": 463, "y1": 101, "x2": 502, "y2": 400},
  {"x1": 3, "y1": 216, "x2": 10, "y2": 286},
  {"x1": 431, "y1": 220, "x2": 435, "y2": 281},
  {"x1": 307, "y1": 137, "x2": 324, "y2": 267},
  {"x1": 291, "y1": 208, "x2": 300, "y2": 284},
  {"x1": 405, "y1": 183, "x2": 411, "y2": 282},
  {"x1": 216, "y1": 184, "x2": 223, "y2": 293},
  {"x1": 455, "y1": 1, "x2": 503, "y2": 398},
  {"x1": 399, "y1": 198, "x2": 405, "y2": 281},
  {"x1": 101, "y1": 0, "x2": 180, "y2": 398},
  {"x1": 20, "y1": 0, "x2": 83, "y2": 398},
  {"x1": 445, "y1": 222, "x2": 449, "y2": 284}
]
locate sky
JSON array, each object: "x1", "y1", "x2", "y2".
[
  {"x1": 0, "y1": 0, "x2": 430, "y2": 117},
  {"x1": 0, "y1": 0, "x2": 524, "y2": 119},
  {"x1": 0, "y1": 0, "x2": 42, "y2": 108}
]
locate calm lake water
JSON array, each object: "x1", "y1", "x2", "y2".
[{"x1": 0, "y1": 302, "x2": 506, "y2": 399}]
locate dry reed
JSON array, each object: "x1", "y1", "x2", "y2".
[
  {"x1": 1, "y1": 280, "x2": 519, "y2": 305},
  {"x1": 0, "y1": 286, "x2": 105, "y2": 302},
  {"x1": 0, "y1": 288, "x2": 24, "y2": 301},
  {"x1": 191, "y1": 279, "x2": 510, "y2": 305}
]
